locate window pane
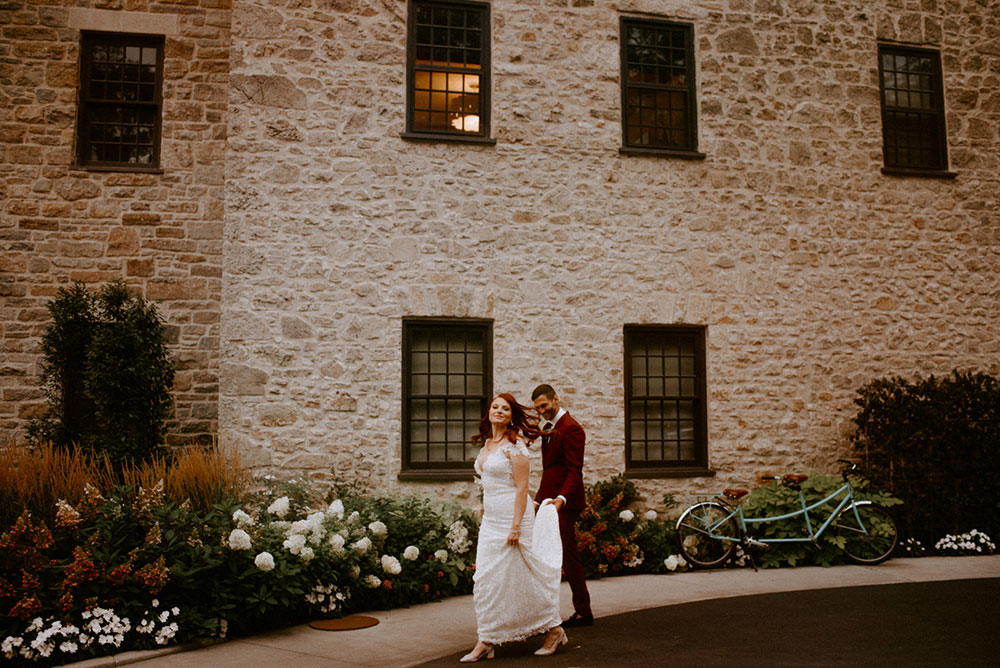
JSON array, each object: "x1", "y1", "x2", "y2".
[
  {"x1": 80, "y1": 34, "x2": 161, "y2": 167},
  {"x1": 404, "y1": 321, "x2": 490, "y2": 469},
  {"x1": 626, "y1": 328, "x2": 704, "y2": 467},
  {"x1": 879, "y1": 46, "x2": 946, "y2": 170},
  {"x1": 621, "y1": 20, "x2": 694, "y2": 150},
  {"x1": 410, "y1": 374, "x2": 428, "y2": 394},
  {"x1": 408, "y1": 2, "x2": 488, "y2": 136}
]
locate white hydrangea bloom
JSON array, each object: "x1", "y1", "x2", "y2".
[
  {"x1": 434, "y1": 549, "x2": 449, "y2": 562},
  {"x1": 403, "y1": 545, "x2": 420, "y2": 561},
  {"x1": 267, "y1": 496, "x2": 290, "y2": 518},
  {"x1": 327, "y1": 499, "x2": 345, "y2": 519},
  {"x1": 368, "y1": 520, "x2": 387, "y2": 537},
  {"x1": 643, "y1": 509, "x2": 658, "y2": 521},
  {"x1": 351, "y1": 536, "x2": 372, "y2": 554},
  {"x1": 283, "y1": 533, "x2": 307, "y2": 555},
  {"x1": 328, "y1": 533, "x2": 346, "y2": 553},
  {"x1": 381, "y1": 554, "x2": 402, "y2": 575},
  {"x1": 255, "y1": 552, "x2": 275, "y2": 571},
  {"x1": 364, "y1": 575, "x2": 381, "y2": 588},
  {"x1": 619, "y1": 509, "x2": 635, "y2": 522},
  {"x1": 232, "y1": 509, "x2": 255, "y2": 528},
  {"x1": 227, "y1": 528, "x2": 253, "y2": 551},
  {"x1": 447, "y1": 521, "x2": 471, "y2": 554}
]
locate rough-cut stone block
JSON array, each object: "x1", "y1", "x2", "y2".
[{"x1": 221, "y1": 364, "x2": 268, "y2": 396}]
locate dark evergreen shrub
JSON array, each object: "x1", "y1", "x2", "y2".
[
  {"x1": 850, "y1": 370, "x2": 1000, "y2": 544},
  {"x1": 29, "y1": 280, "x2": 175, "y2": 470}
]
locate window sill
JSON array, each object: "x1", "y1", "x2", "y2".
[
  {"x1": 74, "y1": 164, "x2": 164, "y2": 174},
  {"x1": 401, "y1": 132, "x2": 497, "y2": 146},
  {"x1": 619, "y1": 146, "x2": 706, "y2": 160},
  {"x1": 881, "y1": 167, "x2": 957, "y2": 180},
  {"x1": 398, "y1": 469, "x2": 476, "y2": 482},
  {"x1": 625, "y1": 467, "x2": 716, "y2": 479}
]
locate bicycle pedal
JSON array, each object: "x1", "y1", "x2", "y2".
[{"x1": 744, "y1": 538, "x2": 769, "y2": 549}]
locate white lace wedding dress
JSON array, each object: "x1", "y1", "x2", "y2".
[{"x1": 472, "y1": 439, "x2": 562, "y2": 645}]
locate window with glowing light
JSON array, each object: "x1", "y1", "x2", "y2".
[
  {"x1": 77, "y1": 31, "x2": 163, "y2": 170},
  {"x1": 405, "y1": 0, "x2": 491, "y2": 141},
  {"x1": 620, "y1": 18, "x2": 700, "y2": 156}
]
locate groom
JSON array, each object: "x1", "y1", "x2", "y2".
[{"x1": 532, "y1": 384, "x2": 593, "y2": 627}]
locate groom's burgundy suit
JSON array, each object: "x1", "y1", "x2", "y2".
[{"x1": 534, "y1": 412, "x2": 592, "y2": 618}]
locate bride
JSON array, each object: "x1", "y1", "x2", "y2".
[{"x1": 461, "y1": 393, "x2": 568, "y2": 662}]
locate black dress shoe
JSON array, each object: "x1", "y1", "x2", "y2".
[{"x1": 563, "y1": 612, "x2": 594, "y2": 627}]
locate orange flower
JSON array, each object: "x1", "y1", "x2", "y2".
[
  {"x1": 10, "y1": 595, "x2": 42, "y2": 620},
  {"x1": 109, "y1": 563, "x2": 132, "y2": 586}
]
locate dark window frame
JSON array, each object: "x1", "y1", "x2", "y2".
[
  {"x1": 623, "y1": 324, "x2": 713, "y2": 479},
  {"x1": 877, "y1": 44, "x2": 955, "y2": 179},
  {"x1": 399, "y1": 317, "x2": 493, "y2": 480},
  {"x1": 76, "y1": 31, "x2": 164, "y2": 172},
  {"x1": 402, "y1": 0, "x2": 495, "y2": 145},
  {"x1": 619, "y1": 17, "x2": 705, "y2": 160}
]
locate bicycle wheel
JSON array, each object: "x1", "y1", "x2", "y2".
[
  {"x1": 676, "y1": 502, "x2": 740, "y2": 568},
  {"x1": 835, "y1": 504, "x2": 898, "y2": 565}
]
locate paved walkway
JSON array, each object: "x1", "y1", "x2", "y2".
[{"x1": 68, "y1": 555, "x2": 1000, "y2": 668}]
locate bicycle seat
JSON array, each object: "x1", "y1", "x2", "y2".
[
  {"x1": 723, "y1": 488, "x2": 749, "y2": 500},
  {"x1": 782, "y1": 474, "x2": 808, "y2": 485}
]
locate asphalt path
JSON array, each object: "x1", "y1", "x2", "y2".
[{"x1": 415, "y1": 578, "x2": 1000, "y2": 668}]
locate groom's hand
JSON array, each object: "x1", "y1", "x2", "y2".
[{"x1": 552, "y1": 497, "x2": 564, "y2": 511}]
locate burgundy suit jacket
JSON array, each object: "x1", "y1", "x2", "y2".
[{"x1": 534, "y1": 412, "x2": 587, "y2": 511}]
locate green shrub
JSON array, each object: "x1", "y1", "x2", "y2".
[
  {"x1": 29, "y1": 280, "x2": 175, "y2": 471},
  {"x1": 574, "y1": 477, "x2": 692, "y2": 577},
  {"x1": 0, "y1": 473, "x2": 481, "y2": 666},
  {"x1": 850, "y1": 370, "x2": 1000, "y2": 545},
  {"x1": 575, "y1": 475, "x2": 643, "y2": 577}
]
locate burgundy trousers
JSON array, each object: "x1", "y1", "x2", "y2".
[{"x1": 558, "y1": 508, "x2": 592, "y2": 616}]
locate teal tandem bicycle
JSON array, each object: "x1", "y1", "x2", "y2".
[{"x1": 676, "y1": 459, "x2": 899, "y2": 569}]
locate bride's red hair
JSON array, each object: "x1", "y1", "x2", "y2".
[{"x1": 471, "y1": 393, "x2": 544, "y2": 446}]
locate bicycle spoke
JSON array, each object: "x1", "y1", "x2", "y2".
[
  {"x1": 836, "y1": 505, "x2": 898, "y2": 565},
  {"x1": 677, "y1": 502, "x2": 739, "y2": 568}
]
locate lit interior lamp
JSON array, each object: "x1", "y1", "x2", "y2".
[
  {"x1": 448, "y1": 74, "x2": 480, "y2": 132},
  {"x1": 451, "y1": 115, "x2": 479, "y2": 132}
]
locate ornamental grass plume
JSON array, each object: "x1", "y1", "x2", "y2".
[
  {"x1": 121, "y1": 446, "x2": 249, "y2": 510},
  {"x1": 0, "y1": 442, "x2": 115, "y2": 528},
  {"x1": 0, "y1": 443, "x2": 247, "y2": 531}
]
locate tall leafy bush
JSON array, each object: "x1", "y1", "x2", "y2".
[
  {"x1": 29, "y1": 280, "x2": 175, "y2": 469},
  {"x1": 850, "y1": 370, "x2": 1000, "y2": 544}
]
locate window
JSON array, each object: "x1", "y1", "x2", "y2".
[
  {"x1": 404, "y1": 0, "x2": 493, "y2": 143},
  {"x1": 620, "y1": 17, "x2": 702, "y2": 157},
  {"x1": 401, "y1": 318, "x2": 492, "y2": 478},
  {"x1": 624, "y1": 325, "x2": 710, "y2": 476},
  {"x1": 77, "y1": 32, "x2": 164, "y2": 169},
  {"x1": 878, "y1": 45, "x2": 950, "y2": 174}
]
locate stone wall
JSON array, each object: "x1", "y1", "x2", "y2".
[
  {"x1": 1, "y1": 0, "x2": 230, "y2": 447},
  {"x1": 222, "y1": 0, "x2": 999, "y2": 507},
  {"x1": 3, "y1": 0, "x2": 997, "y2": 510}
]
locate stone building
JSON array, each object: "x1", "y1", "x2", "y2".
[{"x1": 3, "y1": 0, "x2": 998, "y2": 506}]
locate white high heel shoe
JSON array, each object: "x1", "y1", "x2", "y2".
[
  {"x1": 534, "y1": 626, "x2": 568, "y2": 656},
  {"x1": 459, "y1": 642, "x2": 495, "y2": 662}
]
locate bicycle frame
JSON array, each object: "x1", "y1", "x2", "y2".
[{"x1": 698, "y1": 480, "x2": 873, "y2": 545}]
